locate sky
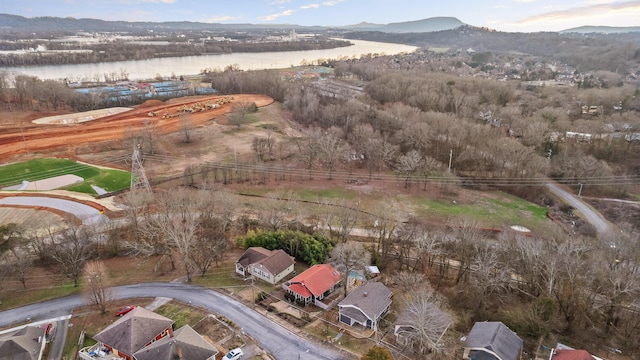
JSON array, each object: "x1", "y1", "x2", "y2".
[{"x1": 1, "y1": 0, "x2": 639, "y2": 33}]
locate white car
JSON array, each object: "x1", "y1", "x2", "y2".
[{"x1": 224, "y1": 348, "x2": 244, "y2": 360}]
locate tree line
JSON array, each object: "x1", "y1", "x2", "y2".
[{"x1": 0, "y1": 38, "x2": 351, "y2": 67}]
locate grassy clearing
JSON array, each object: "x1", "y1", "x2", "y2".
[
  {"x1": 412, "y1": 191, "x2": 548, "y2": 229},
  {"x1": 155, "y1": 302, "x2": 204, "y2": 329},
  {"x1": 0, "y1": 158, "x2": 130, "y2": 195},
  {"x1": 191, "y1": 263, "x2": 247, "y2": 290},
  {"x1": 236, "y1": 186, "x2": 359, "y2": 202}
]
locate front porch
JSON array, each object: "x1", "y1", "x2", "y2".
[{"x1": 78, "y1": 344, "x2": 126, "y2": 360}]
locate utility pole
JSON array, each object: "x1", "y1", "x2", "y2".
[
  {"x1": 448, "y1": 150, "x2": 453, "y2": 173},
  {"x1": 130, "y1": 143, "x2": 151, "y2": 192},
  {"x1": 234, "y1": 147, "x2": 238, "y2": 171},
  {"x1": 578, "y1": 183, "x2": 583, "y2": 197}
]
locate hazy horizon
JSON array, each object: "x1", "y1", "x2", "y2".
[{"x1": 1, "y1": 0, "x2": 640, "y2": 33}]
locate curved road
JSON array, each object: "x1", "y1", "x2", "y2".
[
  {"x1": 0, "y1": 282, "x2": 345, "y2": 360},
  {"x1": 546, "y1": 182, "x2": 612, "y2": 235}
]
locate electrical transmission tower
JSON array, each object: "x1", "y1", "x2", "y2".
[{"x1": 130, "y1": 143, "x2": 151, "y2": 192}]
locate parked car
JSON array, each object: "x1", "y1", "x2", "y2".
[
  {"x1": 115, "y1": 305, "x2": 136, "y2": 316},
  {"x1": 224, "y1": 348, "x2": 244, "y2": 360}
]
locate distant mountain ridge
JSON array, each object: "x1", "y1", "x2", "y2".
[
  {"x1": 561, "y1": 25, "x2": 640, "y2": 34},
  {"x1": 338, "y1": 17, "x2": 465, "y2": 33},
  {"x1": 0, "y1": 13, "x2": 465, "y2": 34}
]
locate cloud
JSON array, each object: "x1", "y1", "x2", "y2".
[
  {"x1": 258, "y1": 9, "x2": 295, "y2": 21},
  {"x1": 515, "y1": 0, "x2": 640, "y2": 25},
  {"x1": 299, "y1": 0, "x2": 343, "y2": 10},
  {"x1": 271, "y1": 0, "x2": 291, "y2": 3},
  {"x1": 206, "y1": 15, "x2": 243, "y2": 22}
]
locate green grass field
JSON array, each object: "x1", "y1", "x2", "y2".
[
  {"x1": 0, "y1": 158, "x2": 131, "y2": 195},
  {"x1": 412, "y1": 191, "x2": 549, "y2": 229}
]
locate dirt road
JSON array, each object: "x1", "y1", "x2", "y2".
[{"x1": 0, "y1": 94, "x2": 273, "y2": 161}]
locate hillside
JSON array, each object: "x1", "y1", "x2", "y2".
[
  {"x1": 561, "y1": 25, "x2": 640, "y2": 34},
  {"x1": 0, "y1": 13, "x2": 464, "y2": 35}
]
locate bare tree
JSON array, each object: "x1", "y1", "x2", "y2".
[
  {"x1": 443, "y1": 219, "x2": 484, "y2": 285},
  {"x1": 3, "y1": 242, "x2": 32, "y2": 290},
  {"x1": 192, "y1": 217, "x2": 229, "y2": 276},
  {"x1": 502, "y1": 233, "x2": 548, "y2": 298},
  {"x1": 295, "y1": 129, "x2": 320, "y2": 179},
  {"x1": 141, "y1": 119, "x2": 159, "y2": 154},
  {"x1": 83, "y1": 260, "x2": 113, "y2": 314},
  {"x1": 192, "y1": 190, "x2": 233, "y2": 275},
  {"x1": 468, "y1": 246, "x2": 513, "y2": 310},
  {"x1": 228, "y1": 101, "x2": 257, "y2": 128},
  {"x1": 367, "y1": 206, "x2": 400, "y2": 268},
  {"x1": 257, "y1": 191, "x2": 296, "y2": 231},
  {"x1": 315, "y1": 127, "x2": 349, "y2": 179},
  {"x1": 119, "y1": 189, "x2": 153, "y2": 242},
  {"x1": 180, "y1": 114, "x2": 195, "y2": 143},
  {"x1": 50, "y1": 222, "x2": 96, "y2": 287},
  {"x1": 252, "y1": 132, "x2": 276, "y2": 161},
  {"x1": 152, "y1": 189, "x2": 201, "y2": 282},
  {"x1": 329, "y1": 242, "x2": 371, "y2": 296},
  {"x1": 396, "y1": 150, "x2": 422, "y2": 188},
  {"x1": 321, "y1": 199, "x2": 359, "y2": 243},
  {"x1": 396, "y1": 285, "x2": 452, "y2": 355},
  {"x1": 318, "y1": 199, "x2": 359, "y2": 243},
  {"x1": 551, "y1": 238, "x2": 594, "y2": 332}
]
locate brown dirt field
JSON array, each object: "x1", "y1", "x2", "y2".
[{"x1": 0, "y1": 94, "x2": 273, "y2": 162}]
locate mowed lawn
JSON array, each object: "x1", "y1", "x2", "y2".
[{"x1": 0, "y1": 158, "x2": 130, "y2": 195}]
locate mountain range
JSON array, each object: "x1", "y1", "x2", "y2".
[{"x1": 0, "y1": 13, "x2": 639, "y2": 34}]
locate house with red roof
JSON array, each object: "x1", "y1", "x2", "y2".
[
  {"x1": 549, "y1": 343, "x2": 600, "y2": 360},
  {"x1": 283, "y1": 264, "x2": 341, "y2": 307}
]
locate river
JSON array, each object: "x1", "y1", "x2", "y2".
[{"x1": 0, "y1": 39, "x2": 417, "y2": 82}]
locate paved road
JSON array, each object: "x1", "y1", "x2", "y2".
[
  {"x1": 0, "y1": 282, "x2": 345, "y2": 360},
  {"x1": 546, "y1": 181, "x2": 612, "y2": 235}
]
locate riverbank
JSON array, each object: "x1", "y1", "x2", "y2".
[{"x1": 0, "y1": 39, "x2": 418, "y2": 82}]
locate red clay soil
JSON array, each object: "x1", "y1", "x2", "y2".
[{"x1": 0, "y1": 94, "x2": 274, "y2": 161}]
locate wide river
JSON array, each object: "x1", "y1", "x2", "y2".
[{"x1": 0, "y1": 39, "x2": 417, "y2": 81}]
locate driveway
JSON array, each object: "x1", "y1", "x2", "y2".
[
  {"x1": 0, "y1": 282, "x2": 346, "y2": 360},
  {"x1": 546, "y1": 181, "x2": 612, "y2": 235}
]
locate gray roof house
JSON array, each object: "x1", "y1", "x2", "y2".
[
  {"x1": 463, "y1": 322, "x2": 523, "y2": 360},
  {"x1": 235, "y1": 247, "x2": 295, "y2": 284},
  {"x1": 0, "y1": 326, "x2": 47, "y2": 360},
  {"x1": 133, "y1": 325, "x2": 217, "y2": 360},
  {"x1": 338, "y1": 282, "x2": 392, "y2": 331},
  {"x1": 91, "y1": 307, "x2": 175, "y2": 360}
]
